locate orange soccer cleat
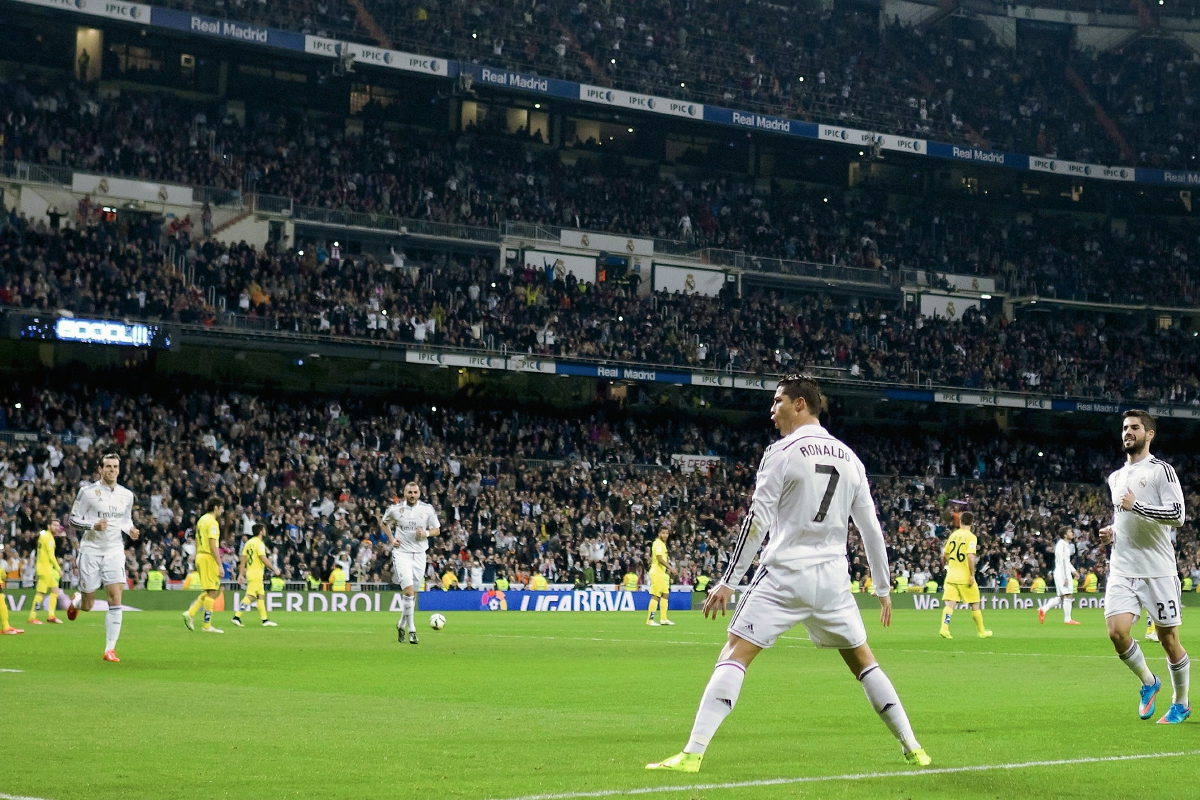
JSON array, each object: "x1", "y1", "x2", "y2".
[
  {"x1": 102, "y1": 650, "x2": 120, "y2": 663},
  {"x1": 1, "y1": 627, "x2": 24, "y2": 635}
]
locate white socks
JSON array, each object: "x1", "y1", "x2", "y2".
[
  {"x1": 55, "y1": 589, "x2": 72, "y2": 609},
  {"x1": 683, "y1": 661, "x2": 745, "y2": 755},
  {"x1": 1063, "y1": 597, "x2": 1073, "y2": 623},
  {"x1": 1043, "y1": 597, "x2": 1062, "y2": 610},
  {"x1": 1169, "y1": 654, "x2": 1190, "y2": 707},
  {"x1": 1119, "y1": 640, "x2": 1156, "y2": 686},
  {"x1": 399, "y1": 596, "x2": 416, "y2": 632},
  {"x1": 104, "y1": 607, "x2": 123, "y2": 652},
  {"x1": 859, "y1": 665, "x2": 920, "y2": 752}
]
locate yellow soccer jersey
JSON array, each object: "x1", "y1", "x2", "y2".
[
  {"x1": 244, "y1": 536, "x2": 267, "y2": 579},
  {"x1": 196, "y1": 513, "x2": 220, "y2": 558},
  {"x1": 649, "y1": 539, "x2": 668, "y2": 576},
  {"x1": 36, "y1": 530, "x2": 58, "y2": 575},
  {"x1": 943, "y1": 527, "x2": 977, "y2": 585}
]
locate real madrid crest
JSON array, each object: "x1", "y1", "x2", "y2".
[
  {"x1": 98, "y1": 178, "x2": 109, "y2": 194},
  {"x1": 625, "y1": 239, "x2": 634, "y2": 252},
  {"x1": 580, "y1": 234, "x2": 590, "y2": 247},
  {"x1": 1139, "y1": 478, "x2": 1147, "y2": 487}
]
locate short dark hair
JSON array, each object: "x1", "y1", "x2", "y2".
[
  {"x1": 959, "y1": 511, "x2": 975, "y2": 526},
  {"x1": 253, "y1": 523, "x2": 265, "y2": 537},
  {"x1": 1122, "y1": 409, "x2": 1156, "y2": 433},
  {"x1": 206, "y1": 497, "x2": 224, "y2": 512},
  {"x1": 777, "y1": 374, "x2": 826, "y2": 415}
]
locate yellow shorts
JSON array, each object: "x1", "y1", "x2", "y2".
[
  {"x1": 649, "y1": 572, "x2": 670, "y2": 597},
  {"x1": 245, "y1": 576, "x2": 265, "y2": 598},
  {"x1": 943, "y1": 582, "x2": 981, "y2": 605},
  {"x1": 197, "y1": 555, "x2": 221, "y2": 591},
  {"x1": 36, "y1": 573, "x2": 60, "y2": 594}
]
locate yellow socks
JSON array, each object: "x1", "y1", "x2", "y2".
[
  {"x1": 257, "y1": 597, "x2": 267, "y2": 623},
  {"x1": 1, "y1": 596, "x2": 9, "y2": 629},
  {"x1": 187, "y1": 594, "x2": 205, "y2": 617},
  {"x1": 941, "y1": 606, "x2": 955, "y2": 630},
  {"x1": 29, "y1": 593, "x2": 45, "y2": 622},
  {"x1": 971, "y1": 610, "x2": 986, "y2": 634},
  {"x1": 646, "y1": 596, "x2": 659, "y2": 622},
  {"x1": 47, "y1": 591, "x2": 58, "y2": 619}
]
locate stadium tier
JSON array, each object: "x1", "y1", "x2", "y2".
[{"x1": 1, "y1": 383, "x2": 1196, "y2": 596}]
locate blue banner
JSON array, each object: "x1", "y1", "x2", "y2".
[
  {"x1": 418, "y1": 589, "x2": 693, "y2": 612},
  {"x1": 150, "y1": 7, "x2": 304, "y2": 50},
  {"x1": 457, "y1": 63, "x2": 578, "y2": 100},
  {"x1": 925, "y1": 141, "x2": 1029, "y2": 170},
  {"x1": 703, "y1": 106, "x2": 819, "y2": 138}
]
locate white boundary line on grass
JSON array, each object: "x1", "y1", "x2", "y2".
[
  {"x1": 484, "y1": 750, "x2": 1200, "y2": 800},
  {"x1": 0, "y1": 668, "x2": 24, "y2": 673},
  {"x1": 0, "y1": 793, "x2": 54, "y2": 800}
]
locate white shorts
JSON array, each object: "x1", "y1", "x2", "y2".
[
  {"x1": 78, "y1": 551, "x2": 127, "y2": 594},
  {"x1": 1054, "y1": 573, "x2": 1074, "y2": 596},
  {"x1": 392, "y1": 551, "x2": 426, "y2": 591},
  {"x1": 728, "y1": 559, "x2": 867, "y2": 650},
  {"x1": 1105, "y1": 575, "x2": 1183, "y2": 628}
]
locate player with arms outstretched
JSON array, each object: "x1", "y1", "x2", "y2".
[
  {"x1": 1039, "y1": 527, "x2": 1080, "y2": 625},
  {"x1": 938, "y1": 512, "x2": 992, "y2": 639},
  {"x1": 69, "y1": 453, "x2": 139, "y2": 662},
  {"x1": 383, "y1": 481, "x2": 440, "y2": 644},
  {"x1": 28, "y1": 519, "x2": 74, "y2": 625},
  {"x1": 232, "y1": 523, "x2": 280, "y2": 628},
  {"x1": 1100, "y1": 409, "x2": 1190, "y2": 724},
  {"x1": 647, "y1": 375, "x2": 930, "y2": 773}
]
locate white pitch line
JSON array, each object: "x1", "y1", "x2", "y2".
[
  {"x1": 483, "y1": 750, "x2": 1200, "y2": 800},
  {"x1": 0, "y1": 668, "x2": 25, "y2": 673},
  {"x1": 0, "y1": 792, "x2": 54, "y2": 800}
]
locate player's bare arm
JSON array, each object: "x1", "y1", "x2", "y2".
[{"x1": 877, "y1": 593, "x2": 892, "y2": 628}]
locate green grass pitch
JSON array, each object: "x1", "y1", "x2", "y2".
[{"x1": 1, "y1": 605, "x2": 1196, "y2": 800}]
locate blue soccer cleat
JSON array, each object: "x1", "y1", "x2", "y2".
[
  {"x1": 1139, "y1": 676, "x2": 1161, "y2": 720},
  {"x1": 1156, "y1": 704, "x2": 1191, "y2": 725}
]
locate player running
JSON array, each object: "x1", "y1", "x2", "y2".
[
  {"x1": 383, "y1": 482, "x2": 440, "y2": 644},
  {"x1": 231, "y1": 523, "x2": 280, "y2": 628},
  {"x1": 183, "y1": 499, "x2": 225, "y2": 634},
  {"x1": 1038, "y1": 527, "x2": 1080, "y2": 625},
  {"x1": 647, "y1": 375, "x2": 930, "y2": 773},
  {"x1": 646, "y1": 527, "x2": 674, "y2": 627},
  {"x1": 69, "y1": 453, "x2": 138, "y2": 662},
  {"x1": 28, "y1": 519, "x2": 73, "y2": 625},
  {"x1": 938, "y1": 512, "x2": 992, "y2": 640},
  {"x1": 1100, "y1": 409, "x2": 1190, "y2": 725}
]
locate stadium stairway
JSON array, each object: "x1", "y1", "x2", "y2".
[{"x1": 1063, "y1": 64, "x2": 1135, "y2": 165}]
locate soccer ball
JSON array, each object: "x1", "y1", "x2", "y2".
[{"x1": 429, "y1": 613, "x2": 446, "y2": 630}]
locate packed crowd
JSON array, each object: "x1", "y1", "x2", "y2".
[
  {"x1": 4, "y1": 203, "x2": 1200, "y2": 406},
  {"x1": 6, "y1": 72, "x2": 1200, "y2": 306},
  {"x1": 0, "y1": 382, "x2": 1196, "y2": 597},
  {"x1": 137, "y1": 0, "x2": 1200, "y2": 168}
]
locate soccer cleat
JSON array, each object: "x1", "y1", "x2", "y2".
[
  {"x1": 647, "y1": 620, "x2": 661, "y2": 627},
  {"x1": 659, "y1": 619, "x2": 675, "y2": 626},
  {"x1": 1145, "y1": 629, "x2": 1160, "y2": 642},
  {"x1": 27, "y1": 618, "x2": 43, "y2": 625},
  {"x1": 230, "y1": 617, "x2": 244, "y2": 627},
  {"x1": 646, "y1": 752, "x2": 702, "y2": 772},
  {"x1": 1038, "y1": 608, "x2": 1046, "y2": 624},
  {"x1": 66, "y1": 604, "x2": 78, "y2": 621},
  {"x1": 978, "y1": 630, "x2": 993, "y2": 639},
  {"x1": 47, "y1": 617, "x2": 63, "y2": 624},
  {"x1": 904, "y1": 748, "x2": 932, "y2": 766},
  {"x1": 202, "y1": 626, "x2": 224, "y2": 634},
  {"x1": 938, "y1": 628, "x2": 952, "y2": 639},
  {"x1": 397, "y1": 626, "x2": 404, "y2": 643},
  {"x1": 102, "y1": 650, "x2": 120, "y2": 662},
  {"x1": 1064, "y1": 620, "x2": 1081, "y2": 626},
  {"x1": 262, "y1": 620, "x2": 278, "y2": 627},
  {"x1": 409, "y1": 631, "x2": 419, "y2": 645},
  {"x1": 1156, "y1": 704, "x2": 1191, "y2": 725},
  {"x1": 182, "y1": 612, "x2": 195, "y2": 631},
  {"x1": 1, "y1": 627, "x2": 24, "y2": 635},
  {"x1": 1139, "y1": 676, "x2": 1161, "y2": 720}
]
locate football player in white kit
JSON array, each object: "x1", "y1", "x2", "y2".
[
  {"x1": 1099, "y1": 410, "x2": 1190, "y2": 725},
  {"x1": 69, "y1": 453, "x2": 139, "y2": 662},
  {"x1": 382, "y1": 481, "x2": 440, "y2": 644},
  {"x1": 647, "y1": 375, "x2": 930, "y2": 773},
  {"x1": 1038, "y1": 527, "x2": 1080, "y2": 625}
]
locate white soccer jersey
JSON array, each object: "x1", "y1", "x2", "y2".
[
  {"x1": 719, "y1": 424, "x2": 891, "y2": 596},
  {"x1": 382, "y1": 501, "x2": 440, "y2": 554},
  {"x1": 1053, "y1": 538, "x2": 1076, "y2": 584},
  {"x1": 69, "y1": 480, "x2": 136, "y2": 556},
  {"x1": 1106, "y1": 456, "x2": 1184, "y2": 579}
]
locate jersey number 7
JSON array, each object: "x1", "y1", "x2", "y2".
[{"x1": 813, "y1": 464, "x2": 840, "y2": 523}]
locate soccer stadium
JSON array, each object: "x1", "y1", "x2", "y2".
[{"x1": 1, "y1": 0, "x2": 1198, "y2": 795}]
